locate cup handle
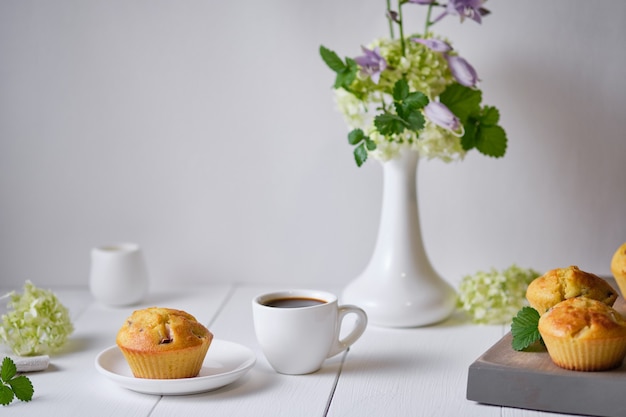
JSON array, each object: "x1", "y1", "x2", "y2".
[{"x1": 327, "y1": 304, "x2": 368, "y2": 358}]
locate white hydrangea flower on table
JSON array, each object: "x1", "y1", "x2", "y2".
[{"x1": 456, "y1": 265, "x2": 541, "y2": 324}]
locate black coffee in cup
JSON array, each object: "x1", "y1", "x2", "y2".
[{"x1": 263, "y1": 297, "x2": 326, "y2": 308}]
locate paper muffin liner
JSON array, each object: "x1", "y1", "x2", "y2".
[
  {"x1": 119, "y1": 340, "x2": 211, "y2": 379},
  {"x1": 542, "y1": 335, "x2": 626, "y2": 371}
]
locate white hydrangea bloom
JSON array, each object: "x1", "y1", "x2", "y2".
[
  {"x1": 415, "y1": 122, "x2": 466, "y2": 162},
  {"x1": 334, "y1": 89, "x2": 371, "y2": 131},
  {"x1": 456, "y1": 265, "x2": 541, "y2": 324},
  {"x1": 368, "y1": 129, "x2": 403, "y2": 161}
]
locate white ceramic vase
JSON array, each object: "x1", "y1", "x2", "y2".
[{"x1": 342, "y1": 147, "x2": 456, "y2": 327}]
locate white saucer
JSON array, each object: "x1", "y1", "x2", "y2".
[{"x1": 95, "y1": 339, "x2": 256, "y2": 395}]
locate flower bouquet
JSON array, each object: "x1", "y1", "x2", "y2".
[
  {"x1": 320, "y1": 0, "x2": 509, "y2": 327},
  {"x1": 320, "y1": 0, "x2": 507, "y2": 167}
]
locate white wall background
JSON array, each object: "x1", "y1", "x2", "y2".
[{"x1": 1, "y1": 1, "x2": 625, "y2": 290}]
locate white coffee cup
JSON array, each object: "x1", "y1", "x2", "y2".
[
  {"x1": 89, "y1": 243, "x2": 149, "y2": 307},
  {"x1": 252, "y1": 289, "x2": 368, "y2": 375}
]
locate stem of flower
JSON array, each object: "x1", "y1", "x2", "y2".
[
  {"x1": 379, "y1": 91, "x2": 388, "y2": 112},
  {"x1": 386, "y1": 0, "x2": 395, "y2": 39},
  {"x1": 424, "y1": 3, "x2": 433, "y2": 37},
  {"x1": 398, "y1": 0, "x2": 405, "y2": 56}
]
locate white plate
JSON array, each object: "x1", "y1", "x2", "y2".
[{"x1": 95, "y1": 339, "x2": 256, "y2": 395}]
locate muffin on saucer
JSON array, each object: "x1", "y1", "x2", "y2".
[
  {"x1": 538, "y1": 297, "x2": 626, "y2": 371},
  {"x1": 116, "y1": 307, "x2": 213, "y2": 379},
  {"x1": 526, "y1": 265, "x2": 617, "y2": 315},
  {"x1": 611, "y1": 242, "x2": 626, "y2": 297}
]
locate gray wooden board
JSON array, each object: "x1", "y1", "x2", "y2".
[{"x1": 467, "y1": 279, "x2": 626, "y2": 417}]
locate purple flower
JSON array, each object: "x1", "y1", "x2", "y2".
[
  {"x1": 386, "y1": 10, "x2": 400, "y2": 23},
  {"x1": 411, "y1": 38, "x2": 453, "y2": 53},
  {"x1": 435, "y1": 0, "x2": 490, "y2": 24},
  {"x1": 354, "y1": 46, "x2": 387, "y2": 84},
  {"x1": 446, "y1": 54, "x2": 478, "y2": 87},
  {"x1": 424, "y1": 102, "x2": 461, "y2": 131}
]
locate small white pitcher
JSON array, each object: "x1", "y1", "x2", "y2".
[{"x1": 89, "y1": 243, "x2": 149, "y2": 307}]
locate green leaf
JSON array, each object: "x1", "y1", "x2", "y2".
[
  {"x1": 395, "y1": 91, "x2": 428, "y2": 123},
  {"x1": 0, "y1": 385, "x2": 14, "y2": 406},
  {"x1": 403, "y1": 91, "x2": 429, "y2": 110},
  {"x1": 365, "y1": 137, "x2": 377, "y2": 151},
  {"x1": 404, "y1": 110, "x2": 425, "y2": 132},
  {"x1": 334, "y1": 58, "x2": 358, "y2": 90},
  {"x1": 8, "y1": 376, "x2": 33, "y2": 402},
  {"x1": 511, "y1": 307, "x2": 542, "y2": 351},
  {"x1": 353, "y1": 142, "x2": 368, "y2": 167},
  {"x1": 461, "y1": 120, "x2": 477, "y2": 151},
  {"x1": 334, "y1": 71, "x2": 349, "y2": 89},
  {"x1": 319, "y1": 45, "x2": 358, "y2": 90},
  {"x1": 392, "y1": 79, "x2": 409, "y2": 101},
  {"x1": 480, "y1": 106, "x2": 500, "y2": 126},
  {"x1": 439, "y1": 83, "x2": 482, "y2": 123},
  {"x1": 0, "y1": 357, "x2": 34, "y2": 406},
  {"x1": 0, "y1": 358, "x2": 16, "y2": 382},
  {"x1": 347, "y1": 128, "x2": 365, "y2": 145},
  {"x1": 476, "y1": 124, "x2": 507, "y2": 158},
  {"x1": 374, "y1": 113, "x2": 407, "y2": 136},
  {"x1": 319, "y1": 45, "x2": 346, "y2": 73}
]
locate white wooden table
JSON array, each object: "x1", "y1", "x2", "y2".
[{"x1": 0, "y1": 284, "x2": 582, "y2": 417}]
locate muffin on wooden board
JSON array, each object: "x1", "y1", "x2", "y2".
[
  {"x1": 611, "y1": 242, "x2": 626, "y2": 297},
  {"x1": 538, "y1": 297, "x2": 626, "y2": 371},
  {"x1": 526, "y1": 265, "x2": 617, "y2": 315},
  {"x1": 116, "y1": 307, "x2": 213, "y2": 379}
]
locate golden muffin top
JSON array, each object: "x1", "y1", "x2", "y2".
[
  {"x1": 611, "y1": 242, "x2": 626, "y2": 280},
  {"x1": 526, "y1": 265, "x2": 617, "y2": 314},
  {"x1": 538, "y1": 297, "x2": 626, "y2": 340},
  {"x1": 116, "y1": 307, "x2": 213, "y2": 353}
]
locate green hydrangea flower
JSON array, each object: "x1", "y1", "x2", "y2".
[
  {"x1": 333, "y1": 36, "x2": 467, "y2": 162},
  {"x1": 456, "y1": 265, "x2": 541, "y2": 324},
  {"x1": 0, "y1": 281, "x2": 74, "y2": 356}
]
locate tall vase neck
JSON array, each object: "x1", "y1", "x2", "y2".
[
  {"x1": 373, "y1": 148, "x2": 430, "y2": 265},
  {"x1": 381, "y1": 148, "x2": 420, "y2": 205},
  {"x1": 385, "y1": 147, "x2": 419, "y2": 174}
]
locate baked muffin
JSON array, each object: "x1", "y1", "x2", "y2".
[
  {"x1": 526, "y1": 265, "x2": 617, "y2": 315},
  {"x1": 611, "y1": 242, "x2": 626, "y2": 297},
  {"x1": 116, "y1": 307, "x2": 213, "y2": 379},
  {"x1": 538, "y1": 297, "x2": 626, "y2": 371}
]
